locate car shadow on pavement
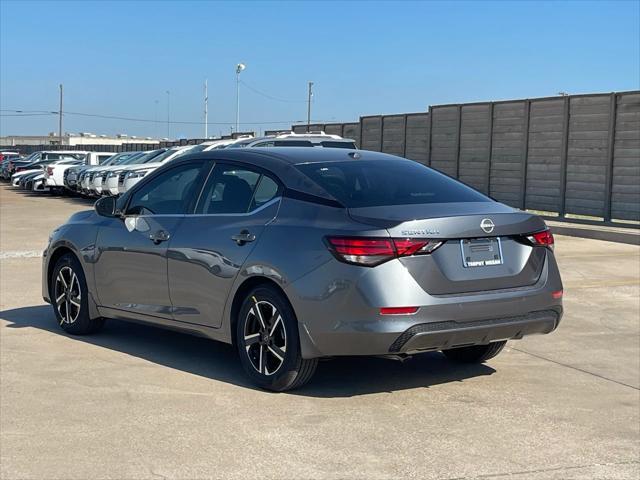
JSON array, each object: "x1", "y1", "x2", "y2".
[{"x1": 1, "y1": 305, "x2": 496, "y2": 397}]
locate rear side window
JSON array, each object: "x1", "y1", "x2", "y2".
[
  {"x1": 196, "y1": 164, "x2": 280, "y2": 214},
  {"x1": 250, "y1": 176, "x2": 279, "y2": 210},
  {"x1": 296, "y1": 160, "x2": 491, "y2": 207},
  {"x1": 197, "y1": 165, "x2": 260, "y2": 214},
  {"x1": 273, "y1": 140, "x2": 313, "y2": 147},
  {"x1": 320, "y1": 141, "x2": 356, "y2": 149}
]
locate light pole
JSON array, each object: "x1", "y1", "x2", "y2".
[
  {"x1": 236, "y1": 63, "x2": 246, "y2": 133},
  {"x1": 204, "y1": 79, "x2": 208, "y2": 139},
  {"x1": 166, "y1": 90, "x2": 170, "y2": 139},
  {"x1": 307, "y1": 81, "x2": 314, "y2": 132}
]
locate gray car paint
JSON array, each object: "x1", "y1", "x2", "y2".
[{"x1": 43, "y1": 148, "x2": 563, "y2": 359}]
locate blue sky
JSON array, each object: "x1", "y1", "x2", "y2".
[{"x1": 1, "y1": 0, "x2": 638, "y2": 138}]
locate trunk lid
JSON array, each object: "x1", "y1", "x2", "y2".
[{"x1": 349, "y1": 202, "x2": 548, "y2": 295}]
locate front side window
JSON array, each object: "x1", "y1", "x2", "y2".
[{"x1": 126, "y1": 162, "x2": 208, "y2": 215}]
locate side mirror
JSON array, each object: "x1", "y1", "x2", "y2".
[{"x1": 94, "y1": 196, "x2": 118, "y2": 218}]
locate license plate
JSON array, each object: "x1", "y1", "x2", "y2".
[{"x1": 460, "y1": 237, "x2": 503, "y2": 268}]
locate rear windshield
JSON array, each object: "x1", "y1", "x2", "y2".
[{"x1": 296, "y1": 160, "x2": 491, "y2": 207}]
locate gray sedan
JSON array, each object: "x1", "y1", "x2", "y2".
[{"x1": 42, "y1": 148, "x2": 563, "y2": 391}]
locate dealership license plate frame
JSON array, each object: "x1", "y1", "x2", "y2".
[{"x1": 460, "y1": 237, "x2": 504, "y2": 268}]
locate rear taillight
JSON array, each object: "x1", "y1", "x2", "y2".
[
  {"x1": 46, "y1": 167, "x2": 54, "y2": 176},
  {"x1": 326, "y1": 237, "x2": 442, "y2": 266},
  {"x1": 526, "y1": 229, "x2": 554, "y2": 250}
]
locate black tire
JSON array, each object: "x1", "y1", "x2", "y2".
[
  {"x1": 236, "y1": 286, "x2": 317, "y2": 392},
  {"x1": 442, "y1": 341, "x2": 507, "y2": 363},
  {"x1": 50, "y1": 253, "x2": 104, "y2": 335}
]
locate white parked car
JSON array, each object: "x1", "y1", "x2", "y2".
[
  {"x1": 13, "y1": 158, "x2": 82, "y2": 190},
  {"x1": 77, "y1": 152, "x2": 139, "y2": 196},
  {"x1": 45, "y1": 151, "x2": 114, "y2": 192},
  {"x1": 104, "y1": 148, "x2": 168, "y2": 196},
  {"x1": 119, "y1": 145, "x2": 199, "y2": 194}
]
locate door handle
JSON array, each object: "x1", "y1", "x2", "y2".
[
  {"x1": 149, "y1": 230, "x2": 170, "y2": 244},
  {"x1": 231, "y1": 230, "x2": 256, "y2": 246}
]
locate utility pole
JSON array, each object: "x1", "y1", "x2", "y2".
[
  {"x1": 154, "y1": 100, "x2": 159, "y2": 138},
  {"x1": 204, "y1": 79, "x2": 208, "y2": 139},
  {"x1": 58, "y1": 84, "x2": 63, "y2": 145},
  {"x1": 166, "y1": 90, "x2": 170, "y2": 139},
  {"x1": 307, "y1": 81, "x2": 314, "y2": 132}
]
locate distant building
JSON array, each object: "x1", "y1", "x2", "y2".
[{"x1": 0, "y1": 132, "x2": 160, "y2": 146}]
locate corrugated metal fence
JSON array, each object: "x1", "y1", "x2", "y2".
[{"x1": 293, "y1": 91, "x2": 640, "y2": 225}]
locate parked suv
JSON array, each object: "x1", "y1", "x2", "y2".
[
  {"x1": 43, "y1": 147, "x2": 563, "y2": 391},
  {"x1": 226, "y1": 131, "x2": 356, "y2": 149}
]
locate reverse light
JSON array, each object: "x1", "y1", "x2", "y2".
[
  {"x1": 326, "y1": 237, "x2": 443, "y2": 267},
  {"x1": 380, "y1": 307, "x2": 419, "y2": 315},
  {"x1": 526, "y1": 229, "x2": 554, "y2": 250}
]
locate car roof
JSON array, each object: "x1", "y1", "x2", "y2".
[{"x1": 175, "y1": 147, "x2": 404, "y2": 201}]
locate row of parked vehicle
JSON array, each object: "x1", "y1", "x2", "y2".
[{"x1": 0, "y1": 132, "x2": 357, "y2": 197}]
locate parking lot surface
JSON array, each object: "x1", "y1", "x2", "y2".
[{"x1": 1, "y1": 185, "x2": 639, "y2": 480}]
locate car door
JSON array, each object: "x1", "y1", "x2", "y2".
[
  {"x1": 94, "y1": 161, "x2": 212, "y2": 320},
  {"x1": 168, "y1": 162, "x2": 281, "y2": 328}
]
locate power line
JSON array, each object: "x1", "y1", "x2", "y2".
[
  {"x1": 0, "y1": 109, "x2": 334, "y2": 125},
  {"x1": 0, "y1": 113, "x2": 56, "y2": 117},
  {"x1": 239, "y1": 80, "x2": 308, "y2": 103}
]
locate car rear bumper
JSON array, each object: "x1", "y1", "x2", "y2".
[
  {"x1": 389, "y1": 308, "x2": 560, "y2": 353},
  {"x1": 286, "y1": 251, "x2": 563, "y2": 358}
]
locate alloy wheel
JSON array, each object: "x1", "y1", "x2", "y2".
[
  {"x1": 243, "y1": 298, "x2": 287, "y2": 376},
  {"x1": 54, "y1": 266, "x2": 81, "y2": 324}
]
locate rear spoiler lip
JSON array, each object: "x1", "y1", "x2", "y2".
[{"x1": 350, "y1": 211, "x2": 546, "y2": 239}]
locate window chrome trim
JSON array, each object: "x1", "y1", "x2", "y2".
[{"x1": 186, "y1": 196, "x2": 281, "y2": 217}]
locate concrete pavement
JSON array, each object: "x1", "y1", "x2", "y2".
[{"x1": 1, "y1": 185, "x2": 638, "y2": 479}]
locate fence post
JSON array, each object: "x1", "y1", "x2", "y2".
[
  {"x1": 558, "y1": 96, "x2": 571, "y2": 218},
  {"x1": 603, "y1": 93, "x2": 618, "y2": 222},
  {"x1": 426, "y1": 107, "x2": 433, "y2": 166},
  {"x1": 358, "y1": 117, "x2": 364, "y2": 150},
  {"x1": 486, "y1": 103, "x2": 494, "y2": 196},
  {"x1": 379, "y1": 115, "x2": 384, "y2": 152},
  {"x1": 454, "y1": 104, "x2": 462, "y2": 178},
  {"x1": 402, "y1": 114, "x2": 408, "y2": 157},
  {"x1": 520, "y1": 100, "x2": 531, "y2": 210}
]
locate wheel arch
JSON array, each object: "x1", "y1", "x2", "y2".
[
  {"x1": 227, "y1": 275, "x2": 321, "y2": 359},
  {"x1": 47, "y1": 246, "x2": 77, "y2": 298},
  {"x1": 46, "y1": 244, "x2": 101, "y2": 320},
  {"x1": 229, "y1": 276, "x2": 290, "y2": 347}
]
